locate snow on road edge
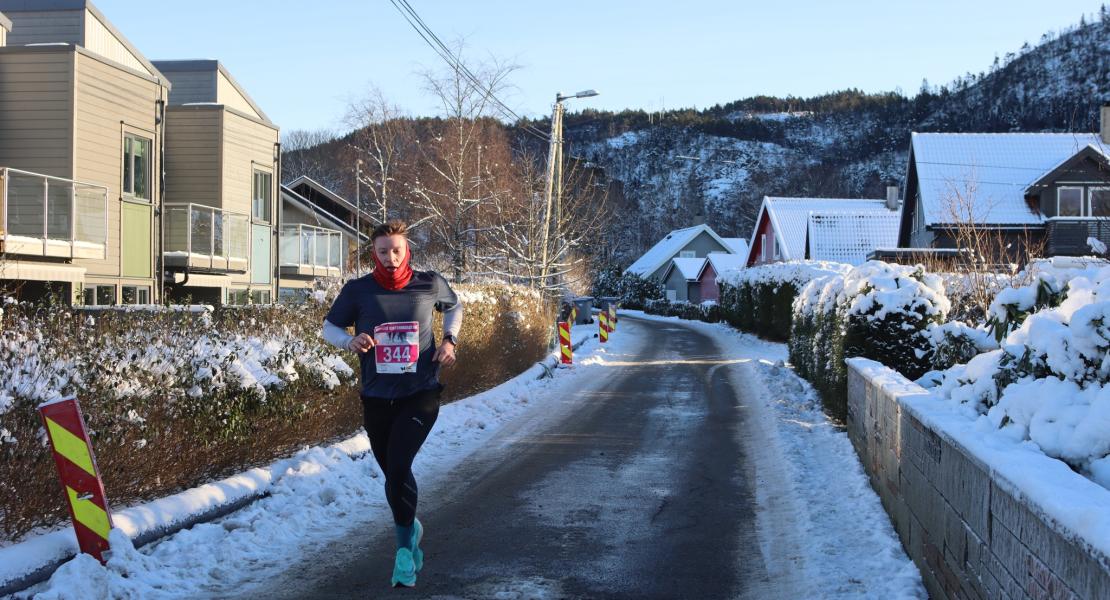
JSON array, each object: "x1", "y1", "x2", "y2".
[{"x1": 623, "y1": 310, "x2": 926, "y2": 599}]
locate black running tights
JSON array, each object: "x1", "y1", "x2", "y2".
[{"x1": 362, "y1": 387, "x2": 441, "y2": 526}]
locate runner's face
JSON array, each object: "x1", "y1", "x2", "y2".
[{"x1": 374, "y1": 234, "x2": 408, "y2": 270}]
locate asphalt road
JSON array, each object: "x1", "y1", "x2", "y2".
[{"x1": 257, "y1": 315, "x2": 784, "y2": 599}]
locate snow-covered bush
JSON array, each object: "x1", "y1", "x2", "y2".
[
  {"x1": 924, "y1": 264, "x2": 1110, "y2": 489},
  {"x1": 0, "y1": 282, "x2": 551, "y2": 543},
  {"x1": 919, "y1": 321, "x2": 998, "y2": 378},
  {"x1": 791, "y1": 261, "x2": 950, "y2": 416},
  {"x1": 642, "y1": 298, "x2": 724, "y2": 322},
  {"x1": 717, "y1": 261, "x2": 850, "y2": 341}
]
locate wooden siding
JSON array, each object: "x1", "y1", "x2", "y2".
[
  {"x1": 71, "y1": 50, "x2": 165, "y2": 284},
  {"x1": 163, "y1": 106, "x2": 221, "y2": 207},
  {"x1": 222, "y1": 110, "x2": 277, "y2": 289},
  {"x1": 698, "y1": 263, "x2": 719, "y2": 302},
  {"x1": 3, "y1": 10, "x2": 82, "y2": 46},
  {"x1": 82, "y1": 8, "x2": 150, "y2": 76},
  {"x1": 217, "y1": 71, "x2": 261, "y2": 120},
  {"x1": 0, "y1": 49, "x2": 74, "y2": 178},
  {"x1": 164, "y1": 70, "x2": 216, "y2": 105}
]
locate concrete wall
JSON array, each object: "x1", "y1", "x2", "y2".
[{"x1": 846, "y1": 359, "x2": 1110, "y2": 600}]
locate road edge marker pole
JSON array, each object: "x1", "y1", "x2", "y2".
[
  {"x1": 38, "y1": 396, "x2": 114, "y2": 564},
  {"x1": 559, "y1": 321, "x2": 573, "y2": 364}
]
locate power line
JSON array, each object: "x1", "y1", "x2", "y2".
[{"x1": 388, "y1": 0, "x2": 551, "y2": 142}]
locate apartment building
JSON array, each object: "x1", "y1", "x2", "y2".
[
  {"x1": 151, "y1": 59, "x2": 279, "y2": 305},
  {"x1": 0, "y1": 0, "x2": 170, "y2": 305}
]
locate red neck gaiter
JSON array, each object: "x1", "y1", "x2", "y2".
[{"x1": 371, "y1": 246, "x2": 413, "y2": 291}]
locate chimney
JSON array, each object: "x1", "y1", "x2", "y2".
[
  {"x1": 1102, "y1": 104, "x2": 1110, "y2": 146},
  {"x1": 885, "y1": 185, "x2": 900, "y2": 211}
]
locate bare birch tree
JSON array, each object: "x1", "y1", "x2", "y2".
[
  {"x1": 408, "y1": 42, "x2": 519, "y2": 283},
  {"x1": 343, "y1": 87, "x2": 416, "y2": 227}
]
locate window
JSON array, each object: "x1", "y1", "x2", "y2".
[
  {"x1": 83, "y1": 285, "x2": 116, "y2": 306},
  {"x1": 760, "y1": 234, "x2": 768, "y2": 262},
  {"x1": 1091, "y1": 188, "x2": 1110, "y2": 218},
  {"x1": 123, "y1": 134, "x2": 152, "y2": 200},
  {"x1": 1058, "y1": 187, "x2": 1084, "y2": 217},
  {"x1": 679, "y1": 250, "x2": 695, "y2": 258},
  {"x1": 250, "y1": 289, "x2": 271, "y2": 305},
  {"x1": 226, "y1": 289, "x2": 250, "y2": 306},
  {"x1": 121, "y1": 285, "x2": 150, "y2": 305},
  {"x1": 252, "y1": 170, "x2": 272, "y2": 222}
]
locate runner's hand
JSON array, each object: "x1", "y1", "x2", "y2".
[
  {"x1": 433, "y1": 341, "x2": 456, "y2": 367},
  {"x1": 347, "y1": 333, "x2": 375, "y2": 354}
]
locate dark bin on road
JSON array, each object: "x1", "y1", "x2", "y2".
[{"x1": 573, "y1": 297, "x2": 594, "y2": 325}]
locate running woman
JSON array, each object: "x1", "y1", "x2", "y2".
[{"x1": 322, "y1": 220, "x2": 463, "y2": 588}]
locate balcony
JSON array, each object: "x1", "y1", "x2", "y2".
[
  {"x1": 1045, "y1": 217, "x2": 1110, "y2": 256},
  {"x1": 0, "y1": 167, "x2": 108, "y2": 259},
  {"x1": 279, "y1": 224, "x2": 343, "y2": 278},
  {"x1": 163, "y1": 203, "x2": 249, "y2": 272}
]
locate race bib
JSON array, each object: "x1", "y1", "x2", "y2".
[{"x1": 374, "y1": 321, "x2": 420, "y2": 374}]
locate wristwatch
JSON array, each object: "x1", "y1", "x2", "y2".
[{"x1": 443, "y1": 334, "x2": 459, "y2": 347}]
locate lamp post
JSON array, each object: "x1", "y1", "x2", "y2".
[{"x1": 540, "y1": 89, "x2": 598, "y2": 290}]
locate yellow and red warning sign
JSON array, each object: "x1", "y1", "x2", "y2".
[
  {"x1": 608, "y1": 304, "x2": 617, "y2": 332},
  {"x1": 558, "y1": 321, "x2": 573, "y2": 364},
  {"x1": 38, "y1": 397, "x2": 113, "y2": 563},
  {"x1": 599, "y1": 311, "x2": 609, "y2": 343}
]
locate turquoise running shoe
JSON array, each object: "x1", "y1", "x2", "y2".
[
  {"x1": 412, "y1": 518, "x2": 425, "y2": 573},
  {"x1": 391, "y1": 547, "x2": 416, "y2": 588}
]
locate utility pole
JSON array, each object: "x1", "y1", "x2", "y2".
[
  {"x1": 540, "y1": 89, "x2": 597, "y2": 290},
  {"x1": 355, "y1": 159, "x2": 363, "y2": 277}
]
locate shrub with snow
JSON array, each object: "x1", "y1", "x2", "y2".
[
  {"x1": 925, "y1": 264, "x2": 1110, "y2": 489},
  {"x1": 717, "y1": 261, "x2": 850, "y2": 341},
  {"x1": 791, "y1": 261, "x2": 950, "y2": 416}
]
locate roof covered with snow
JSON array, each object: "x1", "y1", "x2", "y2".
[
  {"x1": 807, "y1": 211, "x2": 901, "y2": 266},
  {"x1": 705, "y1": 253, "x2": 746, "y2": 277},
  {"x1": 722, "y1": 237, "x2": 749, "y2": 256},
  {"x1": 666, "y1": 257, "x2": 707, "y2": 281},
  {"x1": 752, "y1": 197, "x2": 893, "y2": 263},
  {"x1": 625, "y1": 224, "x2": 729, "y2": 277},
  {"x1": 911, "y1": 132, "x2": 1106, "y2": 226}
]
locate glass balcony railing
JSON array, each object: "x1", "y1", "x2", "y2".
[
  {"x1": 279, "y1": 224, "x2": 343, "y2": 276},
  {"x1": 163, "y1": 203, "x2": 250, "y2": 272},
  {"x1": 0, "y1": 167, "x2": 108, "y2": 259}
]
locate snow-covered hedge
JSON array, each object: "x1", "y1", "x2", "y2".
[
  {"x1": 717, "y1": 261, "x2": 850, "y2": 341},
  {"x1": 923, "y1": 265, "x2": 1110, "y2": 489},
  {"x1": 791, "y1": 261, "x2": 950, "y2": 416},
  {"x1": 0, "y1": 282, "x2": 551, "y2": 543}
]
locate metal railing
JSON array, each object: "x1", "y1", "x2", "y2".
[
  {"x1": 1045, "y1": 217, "x2": 1110, "y2": 256},
  {"x1": 163, "y1": 203, "x2": 249, "y2": 271},
  {"x1": 279, "y1": 224, "x2": 343, "y2": 273},
  {"x1": 0, "y1": 167, "x2": 108, "y2": 259}
]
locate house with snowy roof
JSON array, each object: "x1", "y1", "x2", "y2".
[
  {"x1": 624, "y1": 224, "x2": 735, "y2": 281},
  {"x1": 659, "y1": 252, "x2": 747, "y2": 303},
  {"x1": 746, "y1": 195, "x2": 900, "y2": 266},
  {"x1": 894, "y1": 120, "x2": 1110, "y2": 258}
]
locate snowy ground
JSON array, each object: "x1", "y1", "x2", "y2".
[{"x1": 13, "y1": 313, "x2": 924, "y2": 599}]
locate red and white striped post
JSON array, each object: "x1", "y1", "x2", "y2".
[
  {"x1": 558, "y1": 321, "x2": 573, "y2": 364},
  {"x1": 599, "y1": 311, "x2": 609, "y2": 343},
  {"x1": 38, "y1": 397, "x2": 114, "y2": 563}
]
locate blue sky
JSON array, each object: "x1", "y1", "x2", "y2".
[{"x1": 96, "y1": 0, "x2": 1106, "y2": 135}]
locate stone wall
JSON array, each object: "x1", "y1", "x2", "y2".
[{"x1": 846, "y1": 359, "x2": 1110, "y2": 600}]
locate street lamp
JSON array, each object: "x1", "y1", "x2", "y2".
[{"x1": 540, "y1": 88, "x2": 599, "y2": 290}]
